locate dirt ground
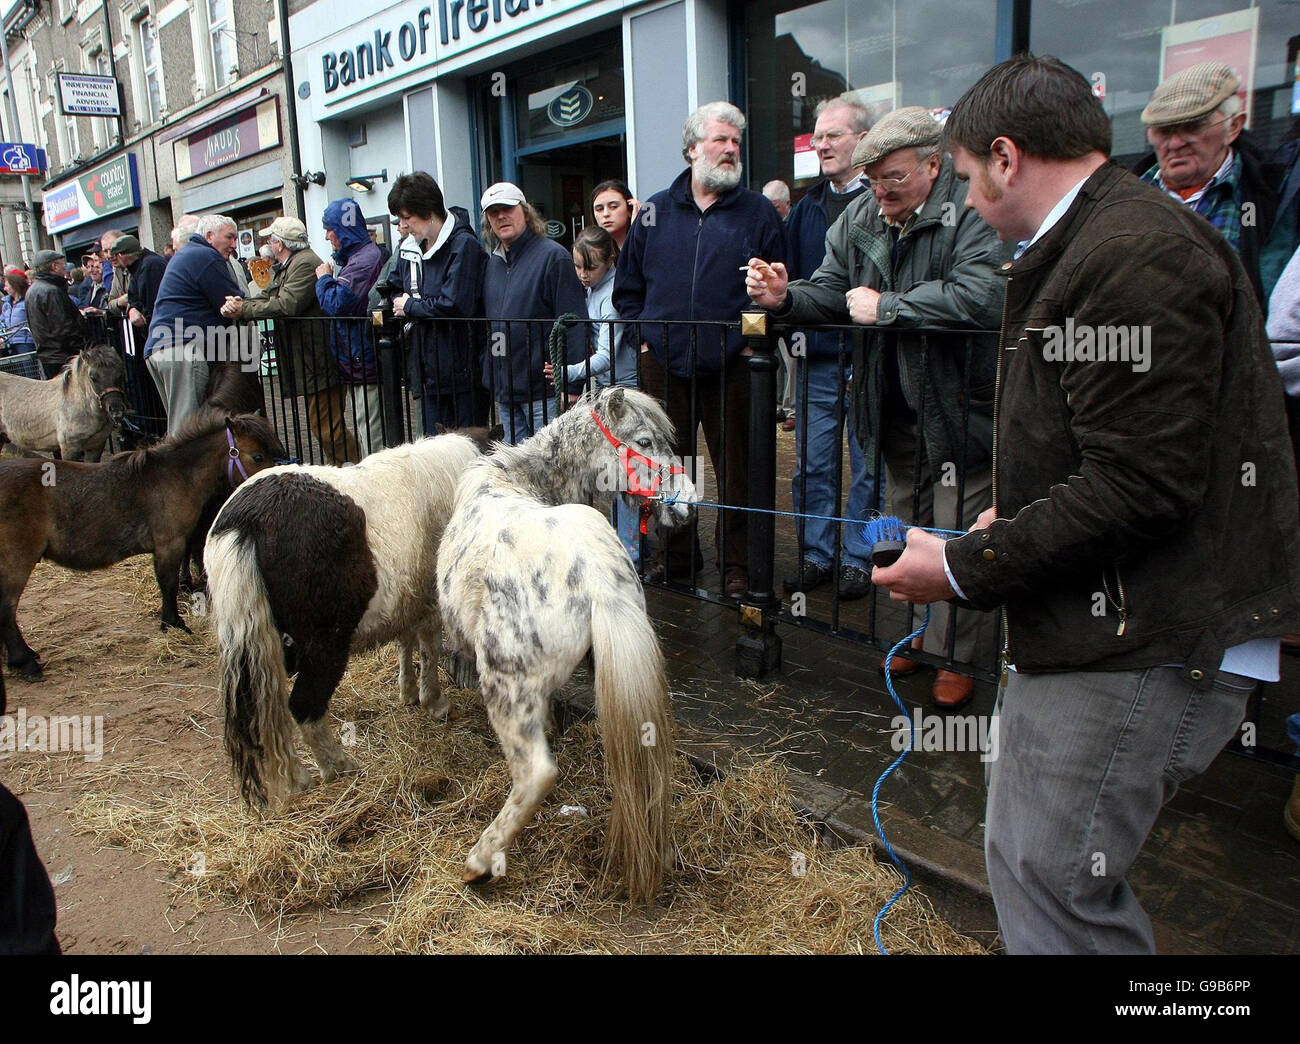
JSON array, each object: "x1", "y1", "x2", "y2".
[
  {"x1": 2, "y1": 556, "x2": 982, "y2": 956},
  {"x1": 4, "y1": 560, "x2": 388, "y2": 954}
]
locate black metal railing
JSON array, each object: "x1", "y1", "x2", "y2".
[{"x1": 59, "y1": 307, "x2": 1300, "y2": 774}]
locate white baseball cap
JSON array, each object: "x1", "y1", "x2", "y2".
[{"x1": 480, "y1": 182, "x2": 526, "y2": 210}]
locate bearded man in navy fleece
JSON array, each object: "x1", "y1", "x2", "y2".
[{"x1": 613, "y1": 101, "x2": 786, "y2": 599}]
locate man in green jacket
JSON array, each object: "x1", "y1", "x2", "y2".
[
  {"x1": 748, "y1": 107, "x2": 1011, "y2": 709},
  {"x1": 222, "y1": 218, "x2": 358, "y2": 465}
]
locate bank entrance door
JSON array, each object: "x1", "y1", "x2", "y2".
[{"x1": 475, "y1": 28, "x2": 627, "y2": 249}]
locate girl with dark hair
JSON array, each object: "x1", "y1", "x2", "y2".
[{"x1": 591, "y1": 179, "x2": 636, "y2": 250}]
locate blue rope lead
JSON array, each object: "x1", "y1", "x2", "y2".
[
  {"x1": 646, "y1": 494, "x2": 966, "y2": 537},
  {"x1": 871, "y1": 606, "x2": 930, "y2": 955}
]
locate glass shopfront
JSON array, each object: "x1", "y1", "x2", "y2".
[
  {"x1": 744, "y1": 0, "x2": 1298, "y2": 197},
  {"x1": 742, "y1": 0, "x2": 999, "y2": 197},
  {"x1": 473, "y1": 28, "x2": 628, "y2": 249},
  {"x1": 1031, "y1": 0, "x2": 1298, "y2": 163}
]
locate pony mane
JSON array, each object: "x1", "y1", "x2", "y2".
[{"x1": 119, "y1": 409, "x2": 281, "y2": 475}]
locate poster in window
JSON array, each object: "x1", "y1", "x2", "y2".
[{"x1": 1159, "y1": 7, "x2": 1259, "y2": 127}]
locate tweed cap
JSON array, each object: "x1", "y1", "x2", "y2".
[
  {"x1": 31, "y1": 249, "x2": 64, "y2": 272},
  {"x1": 108, "y1": 234, "x2": 141, "y2": 256},
  {"x1": 258, "y1": 216, "x2": 308, "y2": 245},
  {"x1": 1141, "y1": 61, "x2": 1240, "y2": 127},
  {"x1": 853, "y1": 106, "x2": 943, "y2": 167}
]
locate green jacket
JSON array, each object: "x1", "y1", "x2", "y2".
[
  {"x1": 779, "y1": 154, "x2": 1011, "y2": 471},
  {"x1": 239, "y1": 246, "x2": 339, "y2": 396}
]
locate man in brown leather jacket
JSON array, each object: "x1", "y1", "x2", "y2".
[{"x1": 874, "y1": 54, "x2": 1300, "y2": 953}]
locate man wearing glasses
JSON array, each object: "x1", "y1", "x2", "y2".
[
  {"x1": 1139, "y1": 61, "x2": 1282, "y2": 303},
  {"x1": 748, "y1": 106, "x2": 1009, "y2": 710}
]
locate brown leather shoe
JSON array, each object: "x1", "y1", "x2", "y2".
[
  {"x1": 724, "y1": 571, "x2": 749, "y2": 599},
  {"x1": 1285, "y1": 776, "x2": 1300, "y2": 843},
  {"x1": 931, "y1": 670, "x2": 974, "y2": 711},
  {"x1": 879, "y1": 637, "x2": 925, "y2": 675}
]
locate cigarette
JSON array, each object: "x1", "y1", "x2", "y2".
[{"x1": 742, "y1": 262, "x2": 772, "y2": 273}]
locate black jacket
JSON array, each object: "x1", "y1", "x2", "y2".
[
  {"x1": 125, "y1": 249, "x2": 167, "y2": 321},
  {"x1": 384, "y1": 207, "x2": 486, "y2": 398},
  {"x1": 24, "y1": 273, "x2": 85, "y2": 371},
  {"x1": 945, "y1": 162, "x2": 1300, "y2": 682}
]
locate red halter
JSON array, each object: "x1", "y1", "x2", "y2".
[{"x1": 589, "y1": 409, "x2": 688, "y2": 533}]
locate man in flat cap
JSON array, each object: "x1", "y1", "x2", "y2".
[
  {"x1": 108, "y1": 234, "x2": 167, "y2": 332},
  {"x1": 748, "y1": 104, "x2": 1009, "y2": 709},
  {"x1": 24, "y1": 250, "x2": 85, "y2": 374},
  {"x1": 222, "y1": 217, "x2": 358, "y2": 464},
  {"x1": 1138, "y1": 60, "x2": 1283, "y2": 302}
]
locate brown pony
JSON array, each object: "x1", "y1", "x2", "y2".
[{"x1": 0, "y1": 410, "x2": 286, "y2": 681}]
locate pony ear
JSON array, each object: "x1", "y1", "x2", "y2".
[
  {"x1": 434, "y1": 423, "x2": 448, "y2": 435},
  {"x1": 605, "y1": 387, "x2": 626, "y2": 418},
  {"x1": 488, "y1": 423, "x2": 505, "y2": 441},
  {"x1": 224, "y1": 416, "x2": 235, "y2": 432}
]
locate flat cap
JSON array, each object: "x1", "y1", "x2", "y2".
[
  {"x1": 31, "y1": 249, "x2": 64, "y2": 272},
  {"x1": 853, "y1": 106, "x2": 943, "y2": 168},
  {"x1": 258, "y1": 216, "x2": 308, "y2": 245},
  {"x1": 109, "y1": 234, "x2": 141, "y2": 256},
  {"x1": 1141, "y1": 61, "x2": 1240, "y2": 127}
]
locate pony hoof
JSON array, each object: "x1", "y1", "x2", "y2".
[
  {"x1": 17, "y1": 662, "x2": 44, "y2": 682},
  {"x1": 161, "y1": 618, "x2": 193, "y2": 635},
  {"x1": 422, "y1": 698, "x2": 451, "y2": 720},
  {"x1": 462, "y1": 866, "x2": 497, "y2": 887}
]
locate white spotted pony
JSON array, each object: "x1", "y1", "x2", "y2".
[{"x1": 438, "y1": 386, "x2": 697, "y2": 903}]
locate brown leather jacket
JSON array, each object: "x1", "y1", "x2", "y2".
[{"x1": 945, "y1": 162, "x2": 1300, "y2": 684}]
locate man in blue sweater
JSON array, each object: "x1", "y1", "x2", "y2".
[
  {"x1": 782, "y1": 95, "x2": 879, "y2": 601},
  {"x1": 145, "y1": 214, "x2": 243, "y2": 434},
  {"x1": 614, "y1": 101, "x2": 787, "y2": 598}
]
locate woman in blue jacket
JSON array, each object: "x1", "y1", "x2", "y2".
[
  {"x1": 480, "y1": 182, "x2": 587, "y2": 444},
  {"x1": 1, "y1": 270, "x2": 35, "y2": 356}
]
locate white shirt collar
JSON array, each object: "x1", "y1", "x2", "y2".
[
  {"x1": 1015, "y1": 175, "x2": 1090, "y2": 259},
  {"x1": 421, "y1": 211, "x2": 457, "y2": 259},
  {"x1": 828, "y1": 173, "x2": 866, "y2": 195}
]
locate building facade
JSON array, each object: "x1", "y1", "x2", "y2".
[
  {"x1": 285, "y1": 0, "x2": 1299, "y2": 251},
  {"x1": 0, "y1": 0, "x2": 295, "y2": 266}
]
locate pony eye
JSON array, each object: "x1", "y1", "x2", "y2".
[
  {"x1": 636, "y1": 438, "x2": 652, "y2": 449},
  {"x1": 252, "y1": 454, "x2": 265, "y2": 464}
]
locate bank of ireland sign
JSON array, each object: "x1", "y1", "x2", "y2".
[
  {"x1": 43, "y1": 154, "x2": 140, "y2": 233},
  {"x1": 306, "y1": 0, "x2": 597, "y2": 105}
]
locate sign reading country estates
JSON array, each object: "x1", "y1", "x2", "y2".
[
  {"x1": 56, "y1": 73, "x2": 122, "y2": 117},
  {"x1": 43, "y1": 153, "x2": 139, "y2": 234},
  {"x1": 173, "y1": 97, "x2": 281, "y2": 181},
  {"x1": 0, "y1": 143, "x2": 47, "y2": 175}
]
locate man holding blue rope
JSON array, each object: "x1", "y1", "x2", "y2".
[{"x1": 873, "y1": 54, "x2": 1300, "y2": 954}]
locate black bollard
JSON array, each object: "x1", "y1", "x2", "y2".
[
  {"x1": 735, "y1": 310, "x2": 782, "y2": 678},
  {"x1": 372, "y1": 303, "x2": 405, "y2": 448}
]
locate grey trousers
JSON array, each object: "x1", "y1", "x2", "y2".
[
  {"x1": 882, "y1": 415, "x2": 994, "y2": 664},
  {"x1": 347, "y1": 383, "x2": 386, "y2": 457},
  {"x1": 986, "y1": 665, "x2": 1254, "y2": 954},
  {"x1": 146, "y1": 346, "x2": 210, "y2": 436}
]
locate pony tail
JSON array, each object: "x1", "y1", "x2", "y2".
[
  {"x1": 206, "y1": 529, "x2": 296, "y2": 805},
  {"x1": 590, "y1": 590, "x2": 674, "y2": 904}
]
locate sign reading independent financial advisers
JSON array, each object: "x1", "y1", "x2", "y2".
[{"x1": 56, "y1": 73, "x2": 121, "y2": 117}]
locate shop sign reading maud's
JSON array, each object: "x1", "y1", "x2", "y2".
[{"x1": 174, "y1": 98, "x2": 281, "y2": 181}]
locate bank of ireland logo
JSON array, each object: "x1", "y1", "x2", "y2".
[
  {"x1": 545, "y1": 220, "x2": 565, "y2": 239},
  {"x1": 547, "y1": 84, "x2": 594, "y2": 128}
]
